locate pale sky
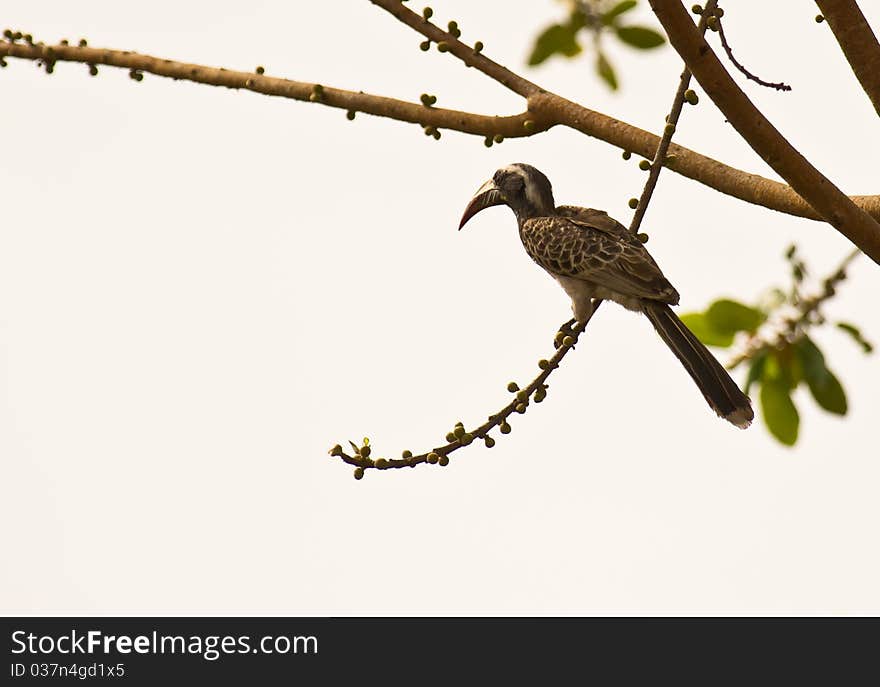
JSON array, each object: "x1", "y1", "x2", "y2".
[{"x1": 2, "y1": 1, "x2": 878, "y2": 615}]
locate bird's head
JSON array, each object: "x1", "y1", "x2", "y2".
[{"x1": 459, "y1": 163, "x2": 556, "y2": 229}]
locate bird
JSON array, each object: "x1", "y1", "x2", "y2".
[{"x1": 458, "y1": 163, "x2": 753, "y2": 428}]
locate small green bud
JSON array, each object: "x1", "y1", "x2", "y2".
[
  {"x1": 78, "y1": 38, "x2": 87, "y2": 47},
  {"x1": 44, "y1": 63, "x2": 55, "y2": 74},
  {"x1": 534, "y1": 389, "x2": 546, "y2": 403},
  {"x1": 664, "y1": 123, "x2": 676, "y2": 136},
  {"x1": 438, "y1": 455, "x2": 449, "y2": 466},
  {"x1": 460, "y1": 433, "x2": 473, "y2": 445},
  {"x1": 493, "y1": 134, "x2": 504, "y2": 144},
  {"x1": 684, "y1": 89, "x2": 699, "y2": 105},
  {"x1": 420, "y1": 40, "x2": 431, "y2": 51},
  {"x1": 473, "y1": 40, "x2": 483, "y2": 53},
  {"x1": 375, "y1": 458, "x2": 389, "y2": 469},
  {"x1": 448, "y1": 20, "x2": 458, "y2": 31},
  {"x1": 538, "y1": 359, "x2": 550, "y2": 370},
  {"x1": 515, "y1": 403, "x2": 527, "y2": 414},
  {"x1": 360, "y1": 445, "x2": 371, "y2": 457},
  {"x1": 329, "y1": 444, "x2": 343, "y2": 456},
  {"x1": 445, "y1": 432, "x2": 456, "y2": 443},
  {"x1": 427, "y1": 452, "x2": 439, "y2": 464},
  {"x1": 453, "y1": 425, "x2": 465, "y2": 439},
  {"x1": 422, "y1": 7, "x2": 433, "y2": 19},
  {"x1": 639, "y1": 160, "x2": 651, "y2": 171},
  {"x1": 353, "y1": 467, "x2": 364, "y2": 480},
  {"x1": 60, "y1": 38, "x2": 69, "y2": 45},
  {"x1": 0, "y1": 58, "x2": 6, "y2": 68},
  {"x1": 428, "y1": 95, "x2": 437, "y2": 105},
  {"x1": 24, "y1": 34, "x2": 33, "y2": 44},
  {"x1": 437, "y1": 41, "x2": 449, "y2": 52},
  {"x1": 622, "y1": 150, "x2": 632, "y2": 160},
  {"x1": 523, "y1": 119, "x2": 536, "y2": 132},
  {"x1": 562, "y1": 335, "x2": 574, "y2": 347},
  {"x1": 402, "y1": 449, "x2": 413, "y2": 459},
  {"x1": 484, "y1": 137, "x2": 493, "y2": 148},
  {"x1": 637, "y1": 233, "x2": 649, "y2": 243},
  {"x1": 815, "y1": 14, "x2": 825, "y2": 23},
  {"x1": 346, "y1": 110, "x2": 356, "y2": 120},
  {"x1": 499, "y1": 421, "x2": 511, "y2": 434},
  {"x1": 255, "y1": 65, "x2": 265, "y2": 75},
  {"x1": 432, "y1": 130, "x2": 441, "y2": 140},
  {"x1": 515, "y1": 390, "x2": 529, "y2": 402},
  {"x1": 691, "y1": 4, "x2": 703, "y2": 14},
  {"x1": 88, "y1": 64, "x2": 98, "y2": 76},
  {"x1": 714, "y1": 7, "x2": 725, "y2": 18},
  {"x1": 665, "y1": 154, "x2": 677, "y2": 164},
  {"x1": 2, "y1": 29, "x2": 12, "y2": 40},
  {"x1": 628, "y1": 198, "x2": 639, "y2": 209},
  {"x1": 309, "y1": 92, "x2": 321, "y2": 102},
  {"x1": 484, "y1": 436, "x2": 496, "y2": 448},
  {"x1": 707, "y1": 16, "x2": 718, "y2": 31},
  {"x1": 312, "y1": 83, "x2": 324, "y2": 95},
  {"x1": 507, "y1": 382, "x2": 519, "y2": 393}
]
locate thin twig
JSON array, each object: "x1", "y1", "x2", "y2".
[
  {"x1": 330, "y1": 317, "x2": 592, "y2": 472},
  {"x1": 715, "y1": 16, "x2": 792, "y2": 92}
]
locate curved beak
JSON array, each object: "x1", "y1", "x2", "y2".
[{"x1": 458, "y1": 179, "x2": 505, "y2": 230}]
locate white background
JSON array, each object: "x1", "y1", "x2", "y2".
[{"x1": 2, "y1": 1, "x2": 878, "y2": 614}]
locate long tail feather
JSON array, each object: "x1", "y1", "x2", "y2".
[{"x1": 642, "y1": 301, "x2": 753, "y2": 428}]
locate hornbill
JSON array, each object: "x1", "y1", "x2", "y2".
[{"x1": 459, "y1": 163, "x2": 753, "y2": 428}]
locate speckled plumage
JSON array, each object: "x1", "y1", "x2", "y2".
[
  {"x1": 519, "y1": 207, "x2": 680, "y2": 316},
  {"x1": 458, "y1": 163, "x2": 754, "y2": 428}
]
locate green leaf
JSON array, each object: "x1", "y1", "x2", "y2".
[
  {"x1": 836, "y1": 321, "x2": 874, "y2": 354},
  {"x1": 744, "y1": 352, "x2": 767, "y2": 395},
  {"x1": 615, "y1": 25, "x2": 665, "y2": 49},
  {"x1": 706, "y1": 299, "x2": 767, "y2": 335},
  {"x1": 596, "y1": 52, "x2": 618, "y2": 90},
  {"x1": 795, "y1": 337, "x2": 847, "y2": 415},
  {"x1": 679, "y1": 312, "x2": 735, "y2": 347},
  {"x1": 760, "y1": 379, "x2": 799, "y2": 446},
  {"x1": 811, "y1": 369, "x2": 847, "y2": 415},
  {"x1": 602, "y1": 0, "x2": 637, "y2": 25},
  {"x1": 528, "y1": 22, "x2": 582, "y2": 66}
]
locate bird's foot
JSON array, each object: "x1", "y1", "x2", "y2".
[{"x1": 554, "y1": 318, "x2": 577, "y2": 349}]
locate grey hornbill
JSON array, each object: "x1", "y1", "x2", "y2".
[{"x1": 459, "y1": 163, "x2": 753, "y2": 428}]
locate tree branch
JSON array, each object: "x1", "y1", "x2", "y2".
[
  {"x1": 649, "y1": 0, "x2": 880, "y2": 265},
  {"x1": 0, "y1": 39, "x2": 542, "y2": 139},
  {"x1": 329, "y1": 317, "x2": 592, "y2": 475},
  {"x1": 3, "y1": 19, "x2": 880, "y2": 233},
  {"x1": 815, "y1": 0, "x2": 880, "y2": 117}
]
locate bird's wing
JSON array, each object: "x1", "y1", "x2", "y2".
[{"x1": 521, "y1": 210, "x2": 680, "y2": 304}]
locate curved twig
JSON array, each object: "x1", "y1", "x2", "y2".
[
  {"x1": 715, "y1": 16, "x2": 791, "y2": 91},
  {"x1": 330, "y1": 318, "x2": 592, "y2": 473}
]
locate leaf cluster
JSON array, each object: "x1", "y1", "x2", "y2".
[
  {"x1": 681, "y1": 246, "x2": 872, "y2": 446},
  {"x1": 528, "y1": 1, "x2": 665, "y2": 90}
]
